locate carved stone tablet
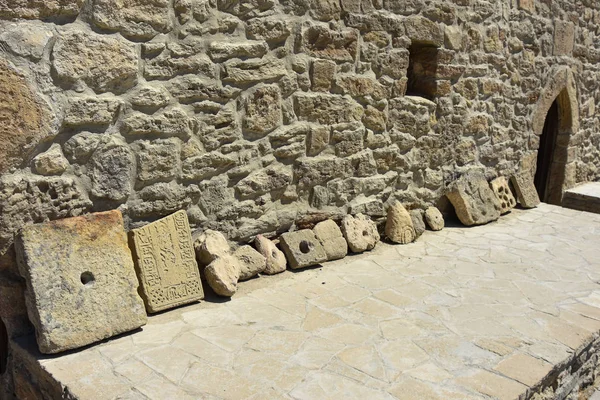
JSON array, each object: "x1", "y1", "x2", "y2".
[
  {"x1": 490, "y1": 176, "x2": 517, "y2": 214},
  {"x1": 16, "y1": 210, "x2": 147, "y2": 354},
  {"x1": 130, "y1": 210, "x2": 203, "y2": 313}
]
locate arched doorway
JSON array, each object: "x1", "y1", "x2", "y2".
[{"x1": 531, "y1": 67, "x2": 579, "y2": 205}]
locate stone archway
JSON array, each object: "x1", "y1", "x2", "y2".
[{"x1": 531, "y1": 66, "x2": 579, "y2": 205}]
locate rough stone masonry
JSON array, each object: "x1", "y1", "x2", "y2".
[{"x1": 1, "y1": 0, "x2": 600, "y2": 397}]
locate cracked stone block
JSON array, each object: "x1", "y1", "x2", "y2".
[
  {"x1": 446, "y1": 172, "x2": 502, "y2": 226},
  {"x1": 341, "y1": 213, "x2": 380, "y2": 253},
  {"x1": 32, "y1": 144, "x2": 69, "y2": 176},
  {"x1": 510, "y1": 173, "x2": 540, "y2": 209},
  {"x1": 385, "y1": 202, "x2": 416, "y2": 244},
  {"x1": 424, "y1": 207, "x2": 444, "y2": 231},
  {"x1": 254, "y1": 234, "x2": 287, "y2": 275},
  {"x1": 91, "y1": 0, "x2": 172, "y2": 40},
  {"x1": 279, "y1": 230, "x2": 328, "y2": 269},
  {"x1": 233, "y1": 245, "x2": 266, "y2": 281},
  {"x1": 15, "y1": 210, "x2": 147, "y2": 354},
  {"x1": 205, "y1": 255, "x2": 240, "y2": 297},
  {"x1": 313, "y1": 220, "x2": 348, "y2": 261},
  {"x1": 490, "y1": 176, "x2": 517, "y2": 215},
  {"x1": 130, "y1": 210, "x2": 203, "y2": 314},
  {"x1": 410, "y1": 209, "x2": 426, "y2": 239},
  {"x1": 193, "y1": 229, "x2": 231, "y2": 266}
]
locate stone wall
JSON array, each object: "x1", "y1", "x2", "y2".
[{"x1": 1, "y1": 0, "x2": 600, "y2": 394}]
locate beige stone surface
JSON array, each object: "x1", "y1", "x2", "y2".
[
  {"x1": 279, "y1": 229, "x2": 328, "y2": 269},
  {"x1": 193, "y1": 229, "x2": 231, "y2": 266},
  {"x1": 313, "y1": 219, "x2": 348, "y2": 261},
  {"x1": 13, "y1": 204, "x2": 600, "y2": 400},
  {"x1": 511, "y1": 172, "x2": 541, "y2": 208},
  {"x1": 204, "y1": 255, "x2": 240, "y2": 297},
  {"x1": 254, "y1": 234, "x2": 287, "y2": 275},
  {"x1": 424, "y1": 207, "x2": 444, "y2": 231},
  {"x1": 385, "y1": 202, "x2": 416, "y2": 244},
  {"x1": 341, "y1": 213, "x2": 380, "y2": 253},
  {"x1": 233, "y1": 245, "x2": 266, "y2": 281},
  {"x1": 130, "y1": 210, "x2": 203, "y2": 313},
  {"x1": 490, "y1": 176, "x2": 517, "y2": 214},
  {"x1": 15, "y1": 210, "x2": 147, "y2": 354},
  {"x1": 446, "y1": 172, "x2": 502, "y2": 226}
]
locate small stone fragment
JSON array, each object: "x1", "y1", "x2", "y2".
[
  {"x1": 510, "y1": 173, "x2": 540, "y2": 209},
  {"x1": 313, "y1": 220, "x2": 348, "y2": 261},
  {"x1": 341, "y1": 213, "x2": 380, "y2": 253},
  {"x1": 385, "y1": 202, "x2": 416, "y2": 244},
  {"x1": 254, "y1": 234, "x2": 287, "y2": 275},
  {"x1": 424, "y1": 207, "x2": 444, "y2": 231},
  {"x1": 32, "y1": 144, "x2": 69, "y2": 176},
  {"x1": 446, "y1": 172, "x2": 502, "y2": 226},
  {"x1": 410, "y1": 209, "x2": 426, "y2": 239},
  {"x1": 490, "y1": 176, "x2": 517, "y2": 214},
  {"x1": 204, "y1": 255, "x2": 240, "y2": 297},
  {"x1": 130, "y1": 211, "x2": 204, "y2": 313},
  {"x1": 279, "y1": 230, "x2": 328, "y2": 269},
  {"x1": 15, "y1": 210, "x2": 147, "y2": 354},
  {"x1": 234, "y1": 245, "x2": 267, "y2": 281},
  {"x1": 194, "y1": 229, "x2": 231, "y2": 266}
]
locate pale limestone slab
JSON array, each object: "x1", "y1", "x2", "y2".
[
  {"x1": 16, "y1": 210, "x2": 147, "y2": 354},
  {"x1": 490, "y1": 176, "x2": 517, "y2": 214},
  {"x1": 494, "y1": 352, "x2": 554, "y2": 386},
  {"x1": 455, "y1": 369, "x2": 528, "y2": 400},
  {"x1": 130, "y1": 210, "x2": 203, "y2": 313}
]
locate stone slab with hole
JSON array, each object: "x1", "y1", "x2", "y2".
[
  {"x1": 15, "y1": 210, "x2": 147, "y2": 354},
  {"x1": 279, "y1": 229, "x2": 327, "y2": 269},
  {"x1": 130, "y1": 210, "x2": 204, "y2": 313}
]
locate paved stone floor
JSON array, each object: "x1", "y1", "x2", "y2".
[
  {"x1": 16, "y1": 203, "x2": 600, "y2": 399},
  {"x1": 563, "y1": 182, "x2": 600, "y2": 214}
]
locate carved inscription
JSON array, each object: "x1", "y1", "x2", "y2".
[{"x1": 130, "y1": 210, "x2": 203, "y2": 313}]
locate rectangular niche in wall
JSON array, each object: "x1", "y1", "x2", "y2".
[{"x1": 406, "y1": 43, "x2": 439, "y2": 100}]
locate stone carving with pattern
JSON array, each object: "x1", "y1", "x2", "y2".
[{"x1": 130, "y1": 210, "x2": 203, "y2": 313}]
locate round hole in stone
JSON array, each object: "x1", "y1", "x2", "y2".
[
  {"x1": 80, "y1": 271, "x2": 95, "y2": 286},
  {"x1": 299, "y1": 240, "x2": 312, "y2": 254},
  {"x1": 362, "y1": 230, "x2": 369, "y2": 236},
  {"x1": 0, "y1": 318, "x2": 8, "y2": 375},
  {"x1": 271, "y1": 250, "x2": 278, "y2": 258}
]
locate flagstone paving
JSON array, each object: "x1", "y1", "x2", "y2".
[{"x1": 14, "y1": 203, "x2": 600, "y2": 399}]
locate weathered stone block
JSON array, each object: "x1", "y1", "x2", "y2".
[
  {"x1": 122, "y1": 108, "x2": 192, "y2": 139},
  {"x1": 132, "y1": 139, "x2": 179, "y2": 184},
  {"x1": 335, "y1": 75, "x2": 389, "y2": 101},
  {"x1": 510, "y1": 173, "x2": 540, "y2": 209},
  {"x1": 52, "y1": 30, "x2": 137, "y2": 94},
  {"x1": 424, "y1": 207, "x2": 444, "y2": 231},
  {"x1": 518, "y1": 0, "x2": 534, "y2": 12},
  {"x1": 0, "y1": 60, "x2": 54, "y2": 175},
  {"x1": 129, "y1": 85, "x2": 171, "y2": 109},
  {"x1": 234, "y1": 245, "x2": 266, "y2": 281},
  {"x1": 32, "y1": 144, "x2": 69, "y2": 176},
  {"x1": 553, "y1": 20, "x2": 575, "y2": 56},
  {"x1": 204, "y1": 255, "x2": 240, "y2": 297},
  {"x1": 208, "y1": 40, "x2": 268, "y2": 61},
  {"x1": 0, "y1": 0, "x2": 83, "y2": 21},
  {"x1": 89, "y1": 139, "x2": 134, "y2": 202},
  {"x1": 235, "y1": 165, "x2": 293, "y2": 199},
  {"x1": 168, "y1": 76, "x2": 241, "y2": 104},
  {"x1": 246, "y1": 17, "x2": 291, "y2": 43},
  {"x1": 222, "y1": 58, "x2": 287, "y2": 85},
  {"x1": 144, "y1": 52, "x2": 215, "y2": 81},
  {"x1": 254, "y1": 234, "x2": 287, "y2": 275},
  {"x1": 311, "y1": 59, "x2": 336, "y2": 92},
  {"x1": 63, "y1": 97, "x2": 121, "y2": 127},
  {"x1": 128, "y1": 182, "x2": 200, "y2": 218},
  {"x1": 313, "y1": 220, "x2": 347, "y2": 261},
  {"x1": 294, "y1": 156, "x2": 354, "y2": 189},
  {"x1": 299, "y1": 24, "x2": 359, "y2": 62},
  {"x1": 410, "y1": 209, "x2": 426, "y2": 239},
  {"x1": 446, "y1": 172, "x2": 502, "y2": 226},
  {"x1": 385, "y1": 202, "x2": 416, "y2": 244},
  {"x1": 91, "y1": 0, "x2": 172, "y2": 40},
  {"x1": 181, "y1": 152, "x2": 236, "y2": 181},
  {"x1": 341, "y1": 213, "x2": 379, "y2": 253},
  {"x1": 279, "y1": 230, "x2": 328, "y2": 269},
  {"x1": 490, "y1": 176, "x2": 517, "y2": 214},
  {"x1": 193, "y1": 229, "x2": 231, "y2": 266},
  {"x1": 0, "y1": 23, "x2": 53, "y2": 60},
  {"x1": 16, "y1": 210, "x2": 147, "y2": 354},
  {"x1": 243, "y1": 85, "x2": 282, "y2": 136},
  {"x1": 130, "y1": 210, "x2": 203, "y2": 313},
  {"x1": 294, "y1": 93, "x2": 363, "y2": 125}
]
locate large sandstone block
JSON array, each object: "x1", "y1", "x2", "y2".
[
  {"x1": 279, "y1": 230, "x2": 327, "y2": 269},
  {"x1": 234, "y1": 245, "x2": 266, "y2": 281},
  {"x1": 15, "y1": 210, "x2": 147, "y2": 354},
  {"x1": 341, "y1": 214, "x2": 379, "y2": 253},
  {"x1": 52, "y1": 30, "x2": 138, "y2": 94},
  {"x1": 385, "y1": 202, "x2": 416, "y2": 244},
  {"x1": 490, "y1": 176, "x2": 517, "y2": 214},
  {"x1": 91, "y1": 0, "x2": 172, "y2": 40},
  {"x1": 510, "y1": 173, "x2": 540, "y2": 209},
  {"x1": 0, "y1": 0, "x2": 83, "y2": 21},
  {"x1": 254, "y1": 235, "x2": 287, "y2": 275},
  {"x1": 313, "y1": 220, "x2": 347, "y2": 261},
  {"x1": 130, "y1": 211, "x2": 204, "y2": 313},
  {"x1": 446, "y1": 173, "x2": 502, "y2": 226}
]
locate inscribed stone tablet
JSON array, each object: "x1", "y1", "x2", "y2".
[
  {"x1": 130, "y1": 210, "x2": 203, "y2": 313},
  {"x1": 16, "y1": 210, "x2": 147, "y2": 354}
]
